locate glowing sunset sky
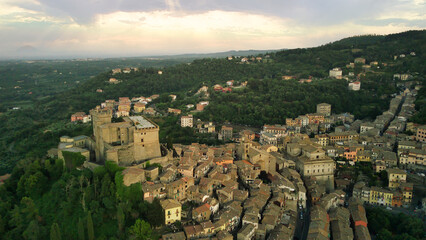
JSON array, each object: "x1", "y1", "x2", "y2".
[{"x1": 1, "y1": 0, "x2": 425, "y2": 58}]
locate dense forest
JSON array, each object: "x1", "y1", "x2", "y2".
[
  {"x1": 196, "y1": 77, "x2": 388, "y2": 126},
  {"x1": 0, "y1": 50, "x2": 275, "y2": 111},
  {"x1": 0, "y1": 157, "x2": 165, "y2": 239},
  {"x1": 0, "y1": 30, "x2": 425, "y2": 239},
  {"x1": 366, "y1": 206, "x2": 424, "y2": 240},
  {"x1": 0, "y1": 58, "x2": 192, "y2": 110}
]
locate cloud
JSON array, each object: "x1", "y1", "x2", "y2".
[
  {"x1": 6, "y1": 0, "x2": 426, "y2": 26},
  {"x1": 10, "y1": 0, "x2": 166, "y2": 23},
  {"x1": 0, "y1": 0, "x2": 424, "y2": 58},
  {"x1": 9, "y1": 0, "x2": 419, "y2": 25},
  {"x1": 359, "y1": 18, "x2": 426, "y2": 27},
  {"x1": 165, "y1": 0, "x2": 181, "y2": 11},
  {"x1": 177, "y1": 0, "x2": 398, "y2": 26},
  {"x1": 46, "y1": 10, "x2": 297, "y2": 55}
]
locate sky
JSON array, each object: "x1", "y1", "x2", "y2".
[{"x1": 0, "y1": 0, "x2": 425, "y2": 59}]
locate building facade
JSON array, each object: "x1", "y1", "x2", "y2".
[
  {"x1": 329, "y1": 68, "x2": 342, "y2": 79},
  {"x1": 90, "y1": 107, "x2": 161, "y2": 166},
  {"x1": 181, "y1": 115, "x2": 194, "y2": 128},
  {"x1": 295, "y1": 145, "x2": 335, "y2": 191},
  {"x1": 160, "y1": 199, "x2": 182, "y2": 225},
  {"x1": 416, "y1": 125, "x2": 426, "y2": 142},
  {"x1": 220, "y1": 126, "x2": 233, "y2": 141},
  {"x1": 387, "y1": 169, "x2": 407, "y2": 189},
  {"x1": 316, "y1": 103, "x2": 331, "y2": 116}
]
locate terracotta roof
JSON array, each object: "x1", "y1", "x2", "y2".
[
  {"x1": 194, "y1": 203, "x2": 211, "y2": 215},
  {"x1": 242, "y1": 160, "x2": 253, "y2": 166},
  {"x1": 160, "y1": 199, "x2": 181, "y2": 210}
]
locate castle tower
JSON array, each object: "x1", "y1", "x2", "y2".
[
  {"x1": 88, "y1": 108, "x2": 162, "y2": 166},
  {"x1": 90, "y1": 106, "x2": 112, "y2": 162},
  {"x1": 128, "y1": 116, "x2": 162, "y2": 162}
]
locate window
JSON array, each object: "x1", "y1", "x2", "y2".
[{"x1": 141, "y1": 139, "x2": 144, "y2": 142}]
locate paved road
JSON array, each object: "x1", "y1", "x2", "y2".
[
  {"x1": 294, "y1": 203, "x2": 310, "y2": 240},
  {"x1": 300, "y1": 204, "x2": 310, "y2": 240},
  {"x1": 294, "y1": 208, "x2": 303, "y2": 240},
  {"x1": 380, "y1": 95, "x2": 405, "y2": 136}
]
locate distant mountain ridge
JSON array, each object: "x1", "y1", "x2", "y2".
[
  {"x1": 16, "y1": 45, "x2": 38, "y2": 53},
  {"x1": 1, "y1": 48, "x2": 283, "y2": 61},
  {"x1": 143, "y1": 49, "x2": 284, "y2": 59}
]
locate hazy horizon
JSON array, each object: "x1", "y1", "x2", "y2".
[{"x1": 1, "y1": 47, "x2": 283, "y2": 60}]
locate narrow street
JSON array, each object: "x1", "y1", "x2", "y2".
[
  {"x1": 294, "y1": 202, "x2": 310, "y2": 240},
  {"x1": 380, "y1": 95, "x2": 405, "y2": 136}
]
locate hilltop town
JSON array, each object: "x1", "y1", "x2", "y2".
[
  {"x1": 59, "y1": 51, "x2": 425, "y2": 240},
  {"x1": 1, "y1": 31, "x2": 425, "y2": 240}
]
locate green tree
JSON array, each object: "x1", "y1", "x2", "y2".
[
  {"x1": 78, "y1": 218, "x2": 85, "y2": 240},
  {"x1": 396, "y1": 215, "x2": 424, "y2": 238},
  {"x1": 129, "y1": 219, "x2": 152, "y2": 240},
  {"x1": 366, "y1": 207, "x2": 390, "y2": 234},
  {"x1": 105, "y1": 161, "x2": 123, "y2": 178},
  {"x1": 0, "y1": 215, "x2": 5, "y2": 234},
  {"x1": 376, "y1": 229, "x2": 392, "y2": 240},
  {"x1": 87, "y1": 211, "x2": 95, "y2": 240},
  {"x1": 146, "y1": 198, "x2": 164, "y2": 227},
  {"x1": 48, "y1": 158, "x2": 64, "y2": 181},
  {"x1": 50, "y1": 223, "x2": 62, "y2": 240},
  {"x1": 20, "y1": 197, "x2": 39, "y2": 223},
  {"x1": 23, "y1": 220, "x2": 40, "y2": 240},
  {"x1": 117, "y1": 205, "x2": 125, "y2": 236},
  {"x1": 378, "y1": 170, "x2": 389, "y2": 187},
  {"x1": 392, "y1": 233, "x2": 417, "y2": 240},
  {"x1": 62, "y1": 151, "x2": 86, "y2": 170},
  {"x1": 166, "y1": 135, "x2": 173, "y2": 149}
]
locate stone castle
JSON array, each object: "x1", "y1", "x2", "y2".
[{"x1": 90, "y1": 106, "x2": 162, "y2": 166}]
